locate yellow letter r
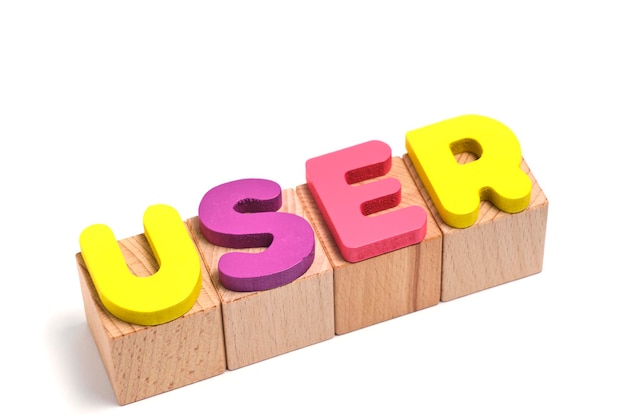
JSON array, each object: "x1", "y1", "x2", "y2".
[{"x1": 406, "y1": 114, "x2": 532, "y2": 228}]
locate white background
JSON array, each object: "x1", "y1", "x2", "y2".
[{"x1": 2, "y1": 1, "x2": 624, "y2": 415}]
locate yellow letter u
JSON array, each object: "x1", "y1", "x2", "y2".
[{"x1": 79, "y1": 204, "x2": 202, "y2": 325}]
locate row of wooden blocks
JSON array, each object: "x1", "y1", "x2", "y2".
[{"x1": 76, "y1": 148, "x2": 548, "y2": 405}]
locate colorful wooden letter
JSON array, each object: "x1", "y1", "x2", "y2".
[
  {"x1": 306, "y1": 140, "x2": 427, "y2": 262},
  {"x1": 405, "y1": 114, "x2": 532, "y2": 229},
  {"x1": 198, "y1": 178, "x2": 316, "y2": 292},
  {"x1": 79, "y1": 204, "x2": 202, "y2": 325}
]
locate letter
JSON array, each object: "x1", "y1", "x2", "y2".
[
  {"x1": 198, "y1": 178, "x2": 315, "y2": 292},
  {"x1": 79, "y1": 204, "x2": 202, "y2": 325},
  {"x1": 405, "y1": 114, "x2": 532, "y2": 228},
  {"x1": 305, "y1": 140, "x2": 427, "y2": 263}
]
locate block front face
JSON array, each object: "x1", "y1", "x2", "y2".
[
  {"x1": 76, "y1": 228, "x2": 226, "y2": 405},
  {"x1": 403, "y1": 154, "x2": 549, "y2": 301},
  {"x1": 297, "y1": 157, "x2": 443, "y2": 335},
  {"x1": 188, "y1": 188, "x2": 335, "y2": 370}
]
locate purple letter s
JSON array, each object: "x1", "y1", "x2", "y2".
[{"x1": 198, "y1": 179, "x2": 315, "y2": 292}]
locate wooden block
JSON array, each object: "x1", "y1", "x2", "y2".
[
  {"x1": 76, "y1": 226, "x2": 226, "y2": 405},
  {"x1": 297, "y1": 157, "x2": 443, "y2": 335},
  {"x1": 188, "y1": 188, "x2": 334, "y2": 370},
  {"x1": 403, "y1": 153, "x2": 549, "y2": 301}
]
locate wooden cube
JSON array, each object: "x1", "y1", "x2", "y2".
[
  {"x1": 297, "y1": 157, "x2": 443, "y2": 335},
  {"x1": 188, "y1": 188, "x2": 335, "y2": 370},
  {"x1": 76, "y1": 228, "x2": 226, "y2": 405},
  {"x1": 403, "y1": 153, "x2": 549, "y2": 301}
]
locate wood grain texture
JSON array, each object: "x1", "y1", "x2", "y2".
[
  {"x1": 76, "y1": 225, "x2": 226, "y2": 406},
  {"x1": 188, "y1": 188, "x2": 334, "y2": 370},
  {"x1": 403, "y1": 153, "x2": 549, "y2": 301},
  {"x1": 297, "y1": 157, "x2": 443, "y2": 335}
]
